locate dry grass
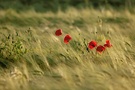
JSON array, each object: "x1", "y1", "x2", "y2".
[{"x1": 0, "y1": 7, "x2": 135, "y2": 90}]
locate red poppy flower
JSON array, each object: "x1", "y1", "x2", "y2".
[
  {"x1": 64, "y1": 34, "x2": 72, "y2": 44},
  {"x1": 96, "y1": 45, "x2": 105, "y2": 53},
  {"x1": 104, "y1": 40, "x2": 112, "y2": 48},
  {"x1": 88, "y1": 40, "x2": 97, "y2": 49},
  {"x1": 55, "y1": 29, "x2": 62, "y2": 36}
]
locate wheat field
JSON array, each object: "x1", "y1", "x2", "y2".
[{"x1": 0, "y1": 7, "x2": 135, "y2": 90}]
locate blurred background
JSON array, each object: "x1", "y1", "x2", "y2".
[{"x1": 0, "y1": 0, "x2": 135, "y2": 12}]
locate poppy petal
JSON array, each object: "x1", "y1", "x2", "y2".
[
  {"x1": 55, "y1": 29, "x2": 62, "y2": 36},
  {"x1": 106, "y1": 40, "x2": 110, "y2": 44},
  {"x1": 96, "y1": 45, "x2": 105, "y2": 53},
  {"x1": 64, "y1": 34, "x2": 72, "y2": 44},
  {"x1": 104, "y1": 44, "x2": 109, "y2": 47},
  {"x1": 88, "y1": 40, "x2": 97, "y2": 49},
  {"x1": 104, "y1": 40, "x2": 112, "y2": 48}
]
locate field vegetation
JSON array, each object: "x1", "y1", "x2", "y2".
[{"x1": 0, "y1": 0, "x2": 135, "y2": 90}]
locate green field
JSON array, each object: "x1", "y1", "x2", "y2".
[{"x1": 0, "y1": 6, "x2": 135, "y2": 90}]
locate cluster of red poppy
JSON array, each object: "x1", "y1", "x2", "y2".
[
  {"x1": 55, "y1": 29, "x2": 112, "y2": 53},
  {"x1": 55, "y1": 29, "x2": 72, "y2": 44},
  {"x1": 88, "y1": 40, "x2": 112, "y2": 53}
]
